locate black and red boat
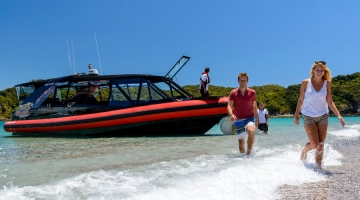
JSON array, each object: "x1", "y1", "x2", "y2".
[{"x1": 3, "y1": 56, "x2": 229, "y2": 136}]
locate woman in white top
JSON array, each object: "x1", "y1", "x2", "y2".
[{"x1": 294, "y1": 60, "x2": 345, "y2": 170}]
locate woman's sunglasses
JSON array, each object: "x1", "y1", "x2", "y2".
[{"x1": 315, "y1": 61, "x2": 326, "y2": 65}]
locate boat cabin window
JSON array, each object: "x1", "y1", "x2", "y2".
[
  {"x1": 21, "y1": 84, "x2": 55, "y2": 108},
  {"x1": 20, "y1": 79, "x2": 111, "y2": 108},
  {"x1": 109, "y1": 78, "x2": 171, "y2": 107},
  {"x1": 64, "y1": 81, "x2": 109, "y2": 106},
  {"x1": 16, "y1": 85, "x2": 35, "y2": 103}
]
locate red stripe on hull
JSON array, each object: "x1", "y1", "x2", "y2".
[{"x1": 5, "y1": 98, "x2": 228, "y2": 133}]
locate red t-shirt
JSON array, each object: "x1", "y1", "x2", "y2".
[{"x1": 229, "y1": 88, "x2": 256, "y2": 119}]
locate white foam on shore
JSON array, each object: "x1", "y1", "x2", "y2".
[
  {"x1": 304, "y1": 144, "x2": 343, "y2": 166},
  {"x1": 0, "y1": 145, "x2": 342, "y2": 200},
  {"x1": 328, "y1": 124, "x2": 360, "y2": 138}
]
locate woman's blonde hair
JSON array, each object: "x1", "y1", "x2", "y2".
[{"x1": 310, "y1": 61, "x2": 332, "y2": 82}]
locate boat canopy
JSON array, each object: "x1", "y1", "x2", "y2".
[{"x1": 16, "y1": 74, "x2": 193, "y2": 109}]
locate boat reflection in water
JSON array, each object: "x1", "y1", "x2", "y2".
[{"x1": 3, "y1": 56, "x2": 229, "y2": 136}]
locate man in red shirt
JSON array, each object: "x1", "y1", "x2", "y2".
[{"x1": 227, "y1": 73, "x2": 259, "y2": 155}]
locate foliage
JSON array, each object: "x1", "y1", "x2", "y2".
[
  {"x1": 0, "y1": 87, "x2": 18, "y2": 119},
  {"x1": 1, "y1": 72, "x2": 359, "y2": 119},
  {"x1": 182, "y1": 72, "x2": 360, "y2": 116}
]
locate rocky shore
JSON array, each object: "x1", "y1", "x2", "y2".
[{"x1": 277, "y1": 138, "x2": 360, "y2": 199}]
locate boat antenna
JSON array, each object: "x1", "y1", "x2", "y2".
[
  {"x1": 71, "y1": 38, "x2": 76, "y2": 74},
  {"x1": 94, "y1": 31, "x2": 103, "y2": 74},
  {"x1": 66, "y1": 39, "x2": 72, "y2": 75}
]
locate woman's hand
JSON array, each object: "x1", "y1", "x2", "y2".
[
  {"x1": 338, "y1": 116, "x2": 346, "y2": 127},
  {"x1": 294, "y1": 114, "x2": 299, "y2": 125}
]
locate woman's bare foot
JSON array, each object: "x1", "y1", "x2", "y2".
[
  {"x1": 314, "y1": 163, "x2": 322, "y2": 171},
  {"x1": 300, "y1": 142, "x2": 310, "y2": 161},
  {"x1": 300, "y1": 148, "x2": 307, "y2": 161}
]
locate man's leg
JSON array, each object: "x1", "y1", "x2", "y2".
[
  {"x1": 238, "y1": 138, "x2": 245, "y2": 153},
  {"x1": 264, "y1": 124, "x2": 268, "y2": 134},
  {"x1": 200, "y1": 89, "x2": 205, "y2": 97},
  {"x1": 246, "y1": 124, "x2": 255, "y2": 155},
  {"x1": 258, "y1": 124, "x2": 264, "y2": 131},
  {"x1": 204, "y1": 90, "x2": 209, "y2": 97}
]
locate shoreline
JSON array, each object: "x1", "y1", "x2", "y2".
[
  {"x1": 1, "y1": 115, "x2": 359, "y2": 121},
  {"x1": 277, "y1": 138, "x2": 360, "y2": 199},
  {"x1": 270, "y1": 114, "x2": 360, "y2": 118}
]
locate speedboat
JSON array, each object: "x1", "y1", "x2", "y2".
[{"x1": 3, "y1": 56, "x2": 229, "y2": 136}]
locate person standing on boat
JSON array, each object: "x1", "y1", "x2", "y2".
[
  {"x1": 294, "y1": 60, "x2": 345, "y2": 170},
  {"x1": 199, "y1": 67, "x2": 210, "y2": 97},
  {"x1": 257, "y1": 102, "x2": 269, "y2": 134},
  {"x1": 227, "y1": 73, "x2": 259, "y2": 155}
]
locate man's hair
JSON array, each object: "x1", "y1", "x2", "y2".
[
  {"x1": 205, "y1": 67, "x2": 210, "y2": 72},
  {"x1": 237, "y1": 72, "x2": 249, "y2": 81}
]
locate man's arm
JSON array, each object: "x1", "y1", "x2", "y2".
[
  {"x1": 201, "y1": 75, "x2": 207, "y2": 93},
  {"x1": 265, "y1": 109, "x2": 269, "y2": 124},
  {"x1": 252, "y1": 101, "x2": 259, "y2": 127},
  {"x1": 227, "y1": 100, "x2": 236, "y2": 121},
  {"x1": 201, "y1": 80, "x2": 207, "y2": 93}
]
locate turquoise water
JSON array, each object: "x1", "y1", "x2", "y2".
[{"x1": 1, "y1": 117, "x2": 359, "y2": 199}]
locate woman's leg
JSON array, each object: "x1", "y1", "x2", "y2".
[
  {"x1": 315, "y1": 124, "x2": 328, "y2": 169},
  {"x1": 300, "y1": 142, "x2": 310, "y2": 160},
  {"x1": 301, "y1": 124, "x2": 320, "y2": 160}
]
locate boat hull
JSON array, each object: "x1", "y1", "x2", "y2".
[{"x1": 4, "y1": 98, "x2": 229, "y2": 136}]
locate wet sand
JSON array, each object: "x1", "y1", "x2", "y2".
[{"x1": 277, "y1": 139, "x2": 360, "y2": 199}]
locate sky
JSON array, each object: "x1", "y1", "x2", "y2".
[{"x1": 1, "y1": 0, "x2": 360, "y2": 91}]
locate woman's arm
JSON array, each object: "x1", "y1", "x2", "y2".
[
  {"x1": 326, "y1": 82, "x2": 346, "y2": 127},
  {"x1": 294, "y1": 79, "x2": 307, "y2": 125}
]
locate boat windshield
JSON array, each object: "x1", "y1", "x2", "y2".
[
  {"x1": 164, "y1": 56, "x2": 190, "y2": 79},
  {"x1": 153, "y1": 81, "x2": 188, "y2": 99}
]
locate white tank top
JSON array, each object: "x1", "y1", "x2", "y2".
[{"x1": 301, "y1": 79, "x2": 329, "y2": 117}]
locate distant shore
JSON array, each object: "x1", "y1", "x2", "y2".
[{"x1": 270, "y1": 115, "x2": 294, "y2": 118}]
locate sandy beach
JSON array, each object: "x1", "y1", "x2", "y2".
[{"x1": 277, "y1": 138, "x2": 360, "y2": 199}]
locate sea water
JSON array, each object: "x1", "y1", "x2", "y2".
[{"x1": 0, "y1": 117, "x2": 359, "y2": 199}]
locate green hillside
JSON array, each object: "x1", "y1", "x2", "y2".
[
  {"x1": 0, "y1": 87, "x2": 18, "y2": 120},
  {"x1": 1, "y1": 72, "x2": 359, "y2": 119},
  {"x1": 185, "y1": 72, "x2": 360, "y2": 116}
]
